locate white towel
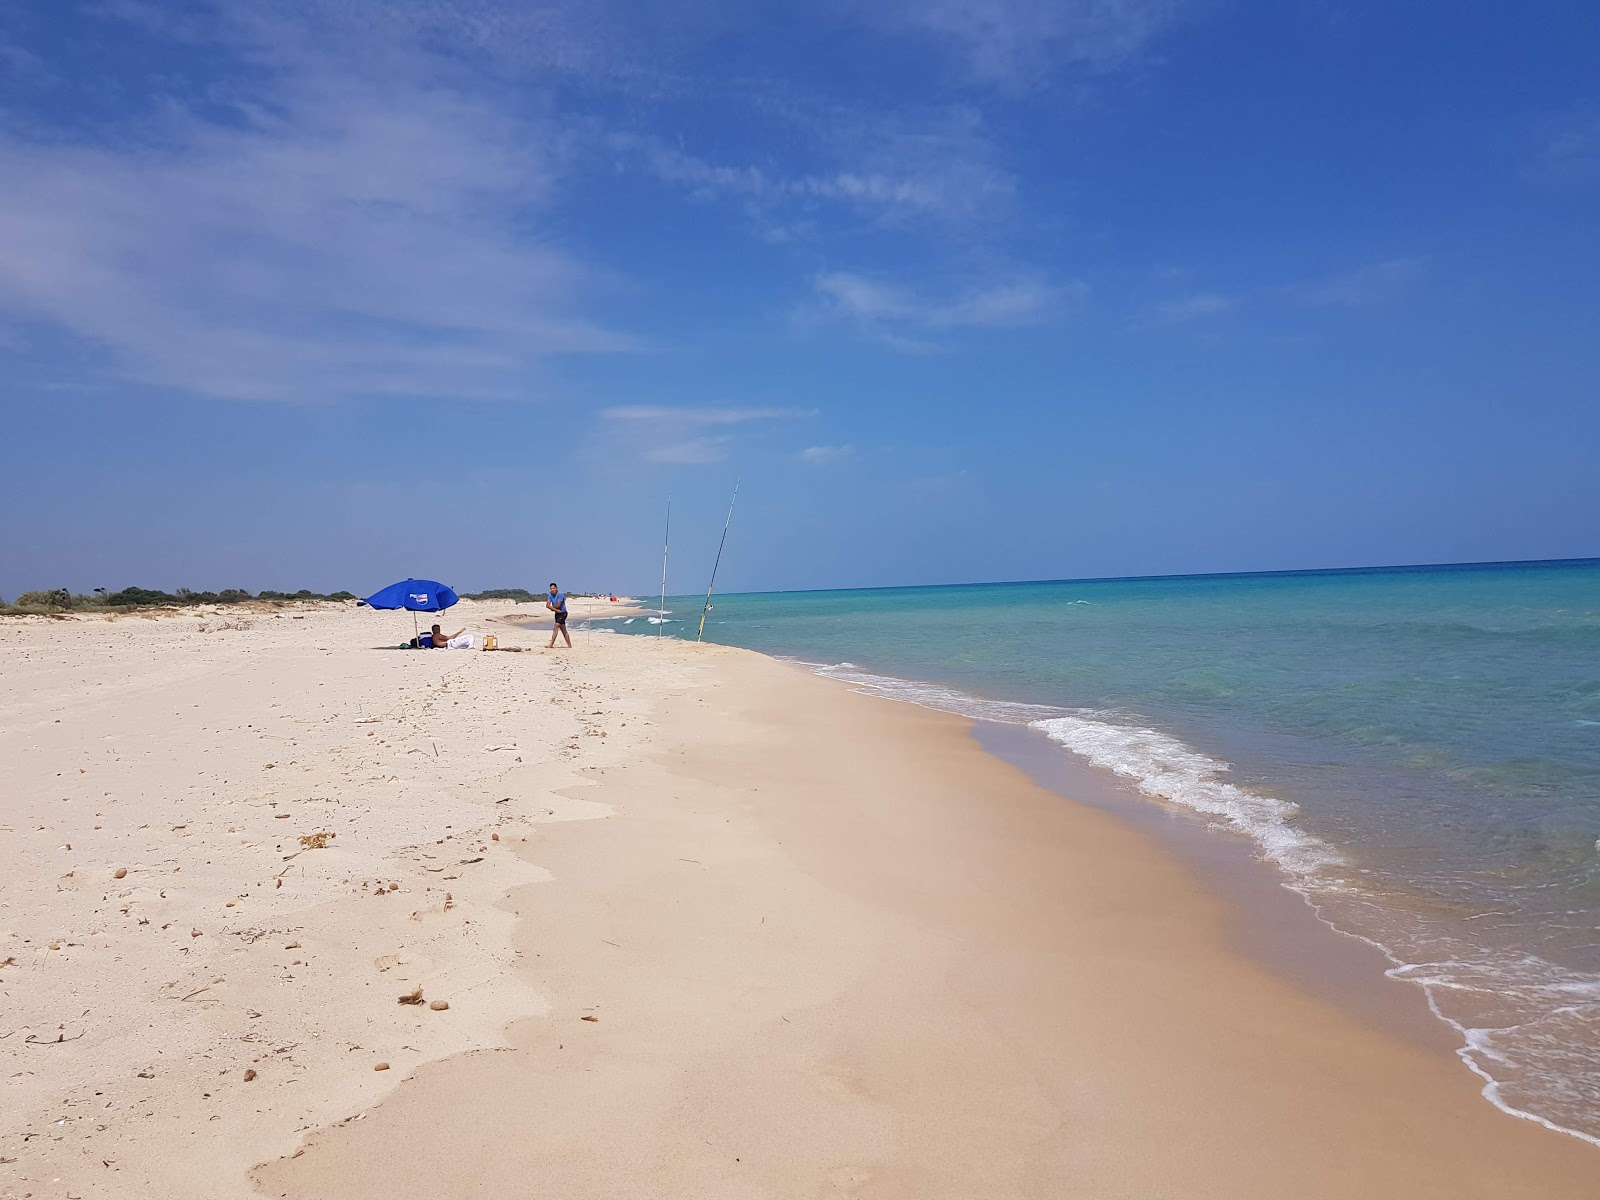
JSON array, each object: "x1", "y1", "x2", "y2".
[{"x1": 447, "y1": 633, "x2": 476, "y2": 650}]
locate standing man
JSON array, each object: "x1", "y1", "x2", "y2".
[{"x1": 546, "y1": 582, "x2": 572, "y2": 649}]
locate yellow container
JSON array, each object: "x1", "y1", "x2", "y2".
[{"x1": 483, "y1": 634, "x2": 499, "y2": 651}]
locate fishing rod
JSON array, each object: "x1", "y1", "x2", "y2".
[
  {"x1": 658, "y1": 494, "x2": 670, "y2": 638},
  {"x1": 697, "y1": 477, "x2": 739, "y2": 642}
]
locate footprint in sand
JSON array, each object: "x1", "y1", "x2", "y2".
[{"x1": 373, "y1": 952, "x2": 432, "y2": 973}]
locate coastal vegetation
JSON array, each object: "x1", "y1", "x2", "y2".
[
  {"x1": 461, "y1": 588, "x2": 542, "y2": 602},
  {"x1": 0, "y1": 586, "x2": 586, "y2": 614},
  {"x1": 0, "y1": 586, "x2": 357, "y2": 614}
]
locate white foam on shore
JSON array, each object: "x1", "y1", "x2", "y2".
[
  {"x1": 796, "y1": 656, "x2": 1600, "y2": 1149},
  {"x1": 805, "y1": 661, "x2": 1068, "y2": 725},
  {"x1": 1381, "y1": 953, "x2": 1600, "y2": 1148},
  {"x1": 1029, "y1": 713, "x2": 1344, "y2": 876},
  {"x1": 804, "y1": 660, "x2": 1340, "y2": 875}
]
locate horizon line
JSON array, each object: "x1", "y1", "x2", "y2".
[{"x1": 697, "y1": 554, "x2": 1600, "y2": 600}]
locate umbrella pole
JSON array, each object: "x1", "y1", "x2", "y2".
[{"x1": 412, "y1": 610, "x2": 419, "y2": 642}]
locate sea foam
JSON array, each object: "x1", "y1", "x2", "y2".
[
  {"x1": 797, "y1": 656, "x2": 1600, "y2": 1148},
  {"x1": 806, "y1": 659, "x2": 1339, "y2": 876},
  {"x1": 1029, "y1": 713, "x2": 1343, "y2": 876}
]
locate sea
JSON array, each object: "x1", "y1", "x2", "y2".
[{"x1": 609, "y1": 559, "x2": 1600, "y2": 1145}]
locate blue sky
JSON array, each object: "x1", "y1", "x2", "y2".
[{"x1": 1, "y1": 0, "x2": 1597, "y2": 598}]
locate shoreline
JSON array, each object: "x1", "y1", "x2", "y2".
[
  {"x1": 4, "y1": 608, "x2": 1597, "y2": 1197},
  {"x1": 972, "y1": 719, "x2": 1463, "y2": 1055},
  {"x1": 263, "y1": 645, "x2": 1597, "y2": 1197},
  {"x1": 752, "y1": 649, "x2": 1600, "y2": 1150}
]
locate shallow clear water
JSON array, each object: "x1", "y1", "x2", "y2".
[{"x1": 618, "y1": 560, "x2": 1600, "y2": 1143}]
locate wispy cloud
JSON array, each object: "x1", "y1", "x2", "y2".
[
  {"x1": 0, "y1": 35, "x2": 46, "y2": 80},
  {"x1": 1527, "y1": 109, "x2": 1600, "y2": 191},
  {"x1": 1151, "y1": 291, "x2": 1237, "y2": 325},
  {"x1": 811, "y1": 270, "x2": 1078, "y2": 348},
  {"x1": 797, "y1": 444, "x2": 855, "y2": 465},
  {"x1": 600, "y1": 404, "x2": 814, "y2": 465},
  {"x1": 1143, "y1": 258, "x2": 1426, "y2": 328},
  {"x1": 644, "y1": 437, "x2": 735, "y2": 465},
  {"x1": 0, "y1": 1, "x2": 1184, "y2": 406},
  {"x1": 603, "y1": 405, "x2": 816, "y2": 424},
  {"x1": 104, "y1": 0, "x2": 648, "y2": 86},
  {"x1": 607, "y1": 107, "x2": 1014, "y2": 230},
  {"x1": 0, "y1": 8, "x2": 629, "y2": 404},
  {"x1": 868, "y1": 0, "x2": 1187, "y2": 88},
  {"x1": 904, "y1": 468, "x2": 972, "y2": 498},
  {"x1": 813, "y1": 274, "x2": 920, "y2": 323},
  {"x1": 1292, "y1": 257, "x2": 1427, "y2": 307}
]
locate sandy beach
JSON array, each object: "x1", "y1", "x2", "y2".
[{"x1": 3, "y1": 601, "x2": 1597, "y2": 1199}]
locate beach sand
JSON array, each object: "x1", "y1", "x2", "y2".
[{"x1": 2, "y1": 602, "x2": 1596, "y2": 1198}]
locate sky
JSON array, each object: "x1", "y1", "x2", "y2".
[{"x1": 1, "y1": 0, "x2": 1597, "y2": 599}]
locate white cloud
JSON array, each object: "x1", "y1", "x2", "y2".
[
  {"x1": 0, "y1": 36, "x2": 46, "y2": 79},
  {"x1": 0, "y1": 1, "x2": 1174, "y2": 404},
  {"x1": 607, "y1": 110, "x2": 1014, "y2": 230},
  {"x1": 939, "y1": 279, "x2": 1075, "y2": 327},
  {"x1": 1296, "y1": 258, "x2": 1426, "y2": 307},
  {"x1": 645, "y1": 437, "x2": 734, "y2": 465},
  {"x1": 1152, "y1": 291, "x2": 1237, "y2": 325},
  {"x1": 0, "y1": 8, "x2": 629, "y2": 404},
  {"x1": 904, "y1": 468, "x2": 972, "y2": 497},
  {"x1": 1141, "y1": 259, "x2": 1423, "y2": 327},
  {"x1": 811, "y1": 271, "x2": 1077, "y2": 347},
  {"x1": 798, "y1": 444, "x2": 855, "y2": 465},
  {"x1": 869, "y1": 0, "x2": 1186, "y2": 88},
  {"x1": 603, "y1": 405, "x2": 815, "y2": 424},
  {"x1": 813, "y1": 274, "x2": 919, "y2": 323},
  {"x1": 599, "y1": 403, "x2": 814, "y2": 466},
  {"x1": 1534, "y1": 112, "x2": 1600, "y2": 183},
  {"x1": 107, "y1": 0, "x2": 645, "y2": 85}
]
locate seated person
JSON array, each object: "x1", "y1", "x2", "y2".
[{"x1": 428, "y1": 623, "x2": 476, "y2": 650}]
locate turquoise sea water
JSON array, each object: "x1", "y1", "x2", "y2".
[{"x1": 615, "y1": 559, "x2": 1600, "y2": 1143}]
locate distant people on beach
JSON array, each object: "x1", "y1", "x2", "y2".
[{"x1": 546, "y1": 583, "x2": 571, "y2": 649}]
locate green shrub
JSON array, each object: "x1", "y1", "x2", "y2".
[
  {"x1": 106, "y1": 587, "x2": 181, "y2": 607},
  {"x1": 2, "y1": 585, "x2": 359, "y2": 612},
  {"x1": 15, "y1": 590, "x2": 68, "y2": 609}
]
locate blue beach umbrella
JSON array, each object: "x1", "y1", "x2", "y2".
[{"x1": 360, "y1": 578, "x2": 460, "y2": 642}]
